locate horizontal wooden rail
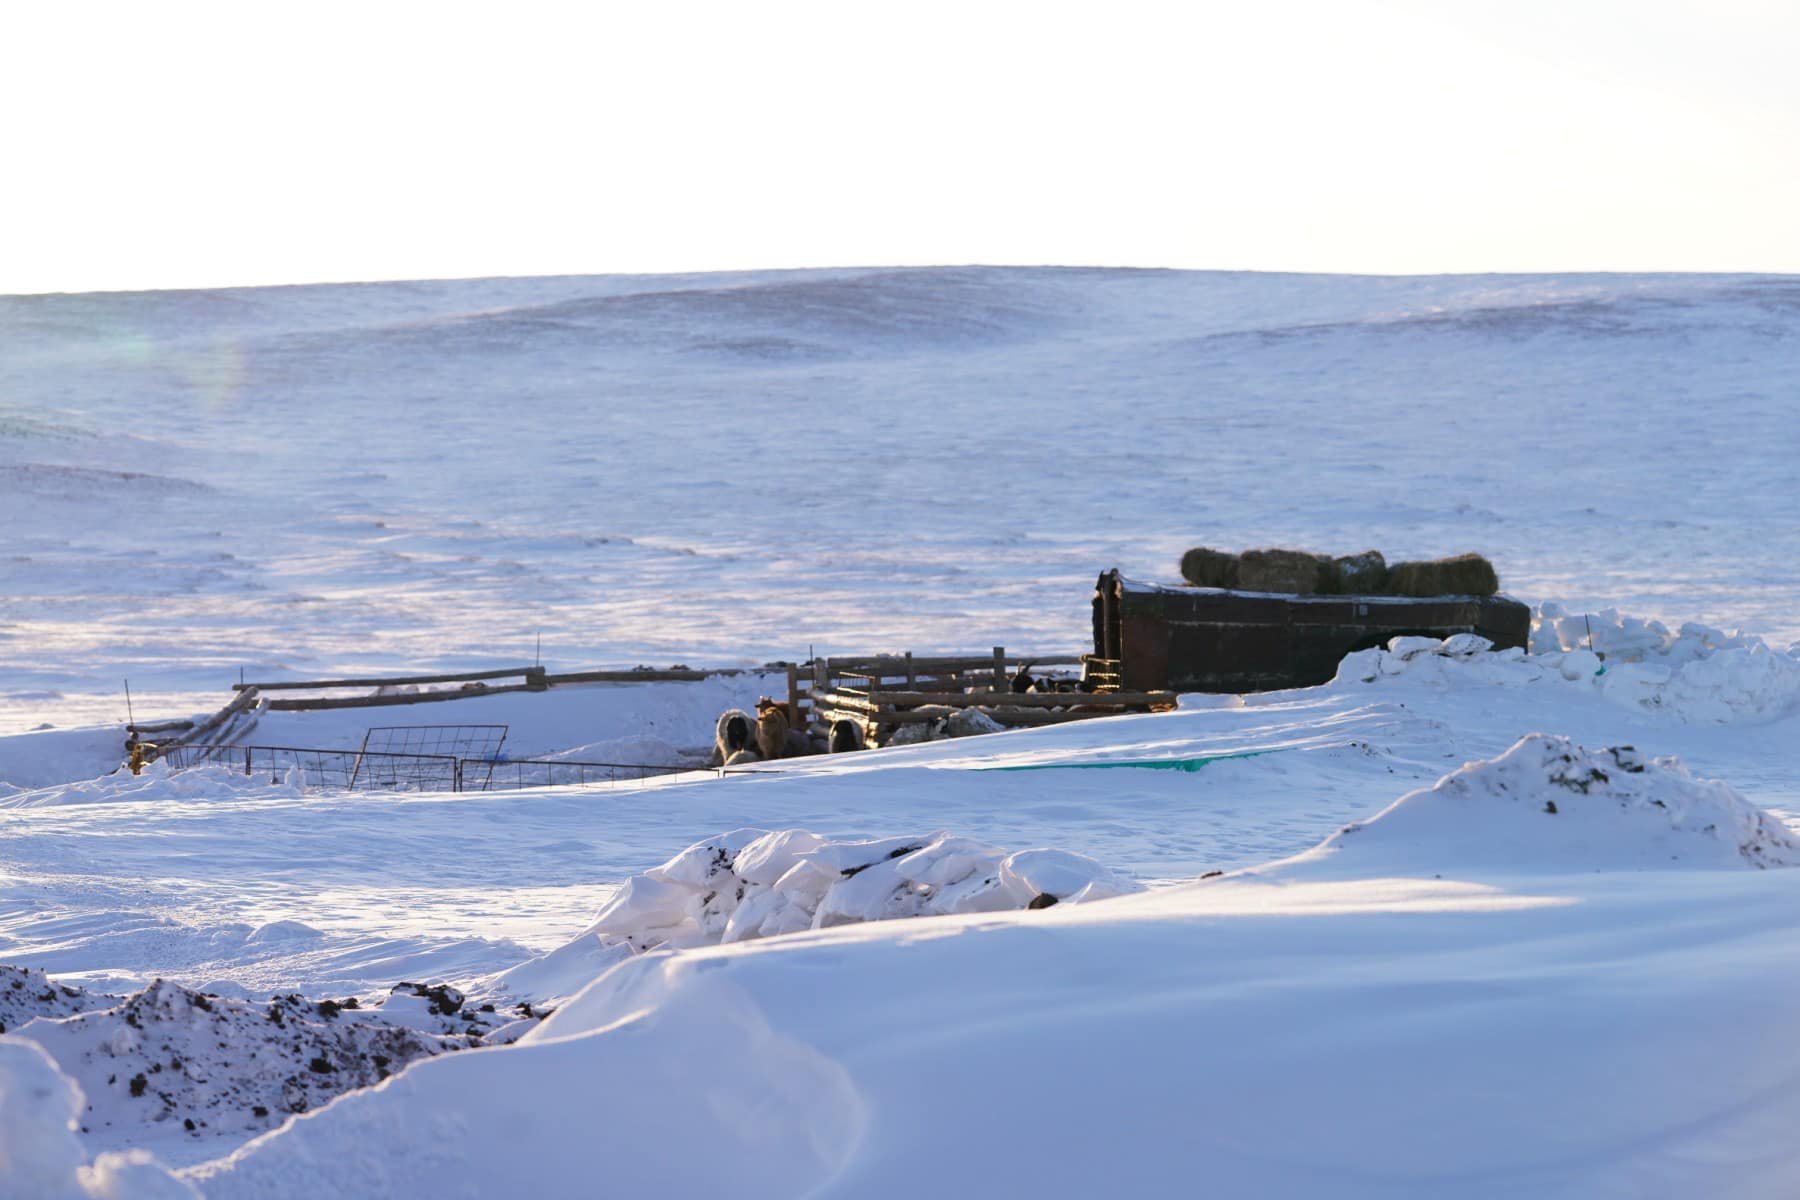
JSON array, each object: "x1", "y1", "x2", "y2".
[
  {"x1": 266, "y1": 683, "x2": 543, "y2": 711},
  {"x1": 817, "y1": 689, "x2": 1174, "y2": 711},
  {"x1": 823, "y1": 656, "x2": 1010, "y2": 674},
  {"x1": 234, "y1": 666, "x2": 539, "y2": 692},
  {"x1": 127, "y1": 718, "x2": 195, "y2": 734},
  {"x1": 167, "y1": 687, "x2": 262, "y2": 746},
  {"x1": 541, "y1": 668, "x2": 757, "y2": 685}
]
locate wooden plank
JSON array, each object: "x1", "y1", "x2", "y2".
[
  {"x1": 178, "y1": 687, "x2": 261, "y2": 743},
  {"x1": 823, "y1": 655, "x2": 1013, "y2": 674},
  {"x1": 831, "y1": 706, "x2": 1132, "y2": 728},
  {"x1": 128, "y1": 719, "x2": 194, "y2": 734},
  {"x1": 540, "y1": 668, "x2": 750, "y2": 685},
  {"x1": 266, "y1": 683, "x2": 540, "y2": 711},
  {"x1": 813, "y1": 689, "x2": 1174, "y2": 710},
  {"x1": 150, "y1": 688, "x2": 261, "y2": 760},
  {"x1": 236, "y1": 666, "x2": 537, "y2": 692}
]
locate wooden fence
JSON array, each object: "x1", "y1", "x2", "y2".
[{"x1": 138, "y1": 650, "x2": 1139, "y2": 767}]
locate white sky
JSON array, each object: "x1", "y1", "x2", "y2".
[{"x1": 4, "y1": 0, "x2": 1798, "y2": 294}]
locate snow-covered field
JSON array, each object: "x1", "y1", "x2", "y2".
[
  {"x1": 3, "y1": 268, "x2": 1797, "y2": 733},
  {"x1": 4, "y1": 268, "x2": 1800, "y2": 1197}
]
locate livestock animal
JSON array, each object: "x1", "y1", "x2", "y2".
[
  {"x1": 755, "y1": 699, "x2": 791, "y2": 761},
  {"x1": 883, "y1": 704, "x2": 953, "y2": 747},
  {"x1": 712, "y1": 708, "x2": 756, "y2": 767},
  {"x1": 827, "y1": 719, "x2": 865, "y2": 754}
]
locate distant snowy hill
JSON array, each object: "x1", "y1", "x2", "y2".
[{"x1": 2, "y1": 268, "x2": 1796, "y2": 733}]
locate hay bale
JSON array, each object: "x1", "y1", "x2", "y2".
[
  {"x1": 1326, "y1": 550, "x2": 1388, "y2": 595},
  {"x1": 1179, "y1": 546, "x2": 1239, "y2": 589},
  {"x1": 1236, "y1": 548, "x2": 1330, "y2": 595},
  {"x1": 1385, "y1": 553, "x2": 1499, "y2": 597}
]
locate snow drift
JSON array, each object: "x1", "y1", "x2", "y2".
[
  {"x1": 6, "y1": 973, "x2": 535, "y2": 1156},
  {"x1": 186, "y1": 972, "x2": 865, "y2": 1200},
  {"x1": 1337, "y1": 612, "x2": 1800, "y2": 724},
  {"x1": 492, "y1": 828, "x2": 1143, "y2": 1002},
  {"x1": 0, "y1": 1038, "x2": 194, "y2": 1199},
  {"x1": 583, "y1": 828, "x2": 1138, "y2": 949},
  {"x1": 168, "y1": 738, "x2": 1800, "y2": 1199},
  {"x1": 1292, "y1": 733, "x2": 1800, "y2": 876},
  {"x1": 0, "y1": 761, "x2": 306, "y2": 810},
  {"x1": 1, "y1": 964, "x2": 111, "y2": 1031}
]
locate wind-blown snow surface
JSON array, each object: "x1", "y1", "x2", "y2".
[
  {"x1": 88, "y1": 729, "x2": 1800, "y2": 1200},
  {"x1": 5, "y1": 637, "x2": 1800, "y2": 1192},
  {"x1": 5, "y1": 268, "x2": 1800, "y2": 733},
  {"x1": 8, "y1": 268, "x2": 1800, "y2": 1195}
]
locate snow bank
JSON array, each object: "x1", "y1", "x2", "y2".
[
  {"x1": 570, "y1": 828, "x2": 1143, "y2": 958},
  {"x1": 1533, "y1": 603, "x2": 1767, "y2": 662},
  {"x1": 1, "y1": 964, "x2": 114, "y2": 1031},
  {"x1": 488, "y1": 829, "x2": 1144, "y2": 1003},
  {"x1": 1294, "y1": 733, "x2": 1800, "y2": 876},
  {"x1": 9, "y1": 975, "x2": 534, "y2": 1152},
  {"x1": 1335, "y1": 614, "x2": 1800, "y2": 724},
  {"x1": 0, "y1": 724, "x2": 136, "y2": 793},
  {"x1": 188, "y1": 972, "x2": 864, "y2": 1200},
  {"x1": 547, "y1": 733, "x2": 691, "y2": 767},
  {"x1": 0, "y1": 761, "x2": 306, "y2": 810},
  {"x1": 0, "y1": 1038, "x2": 194, "y2": 1199}
]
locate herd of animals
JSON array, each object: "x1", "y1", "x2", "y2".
[{"x1": 707, "y1": 663, "x2": 1102, "y2": 767}]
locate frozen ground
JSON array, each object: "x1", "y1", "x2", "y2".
[{"x1": 3, "y1": 268, "x2": 1798, "y2": 734}]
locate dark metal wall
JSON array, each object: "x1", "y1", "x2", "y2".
[{"x1": 1095, "y1": 570, "x2": 1531, "y2": 694}]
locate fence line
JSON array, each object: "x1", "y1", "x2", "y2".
[
  {"x1": 465, "y1": 758, "x2": 694, "y2": 791},
  {"x1": 161, "y1": 743, "x2": 463, "y2": 792},
  {"x1": 159, "y1": 743, "x2": 694, "y2": 793}
]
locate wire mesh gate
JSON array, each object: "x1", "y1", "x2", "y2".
[{"x1": 356, "y1": 725, "x2": 509, "y2": 788}]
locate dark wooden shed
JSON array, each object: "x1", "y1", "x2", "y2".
[{"x1": 1092, "y1": 569, "x2": 1531, "y2": 694}]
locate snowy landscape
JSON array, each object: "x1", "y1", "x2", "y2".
[{"x1": 4, "y1": 266, "x2": 1800, "y2": 1197}]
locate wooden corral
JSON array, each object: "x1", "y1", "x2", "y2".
[
  {"x1": 142, "y1": 663, "x2": 778, "y2": 764},
  {"x1": 798, "y1": 649, "x2": 1176, "y2": 750},
  {"x1": 1094, "y1": 568, "x2": 1532, "y2": 694},
  {"x1": 785, "y1": 651, "x2": 1008, "y2": 738}
]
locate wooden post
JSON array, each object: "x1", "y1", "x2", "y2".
[
  {"x1": 866, "y1": 667, "x2": 881, "y2": 747},
  {"x1": 993, "y1": 646, "x2": 1006, "y2": 692},
  {"x1": 905, "y1": 651, "x2": 915, "y2": 688},
  {"x1": 786, "y1": 664, "x2": 801, "y2": 728}
]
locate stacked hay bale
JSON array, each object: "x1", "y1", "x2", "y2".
[
  {"x1": 1327, "y1": 549, "x2": 1390, "y2": 594},
  {"x1": 1178, "y1": 545, "x2": 1499, "y2": 597},
  {"x1": 1178, "y1": 546, "x2": 1240, "y2": 589},
  {"x1": 1384, "y1": 552, "x2": 1500, "y2": 597},
  {"x1": 1235, "y1": 548, "x2": 1329, "y2": 594}
]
